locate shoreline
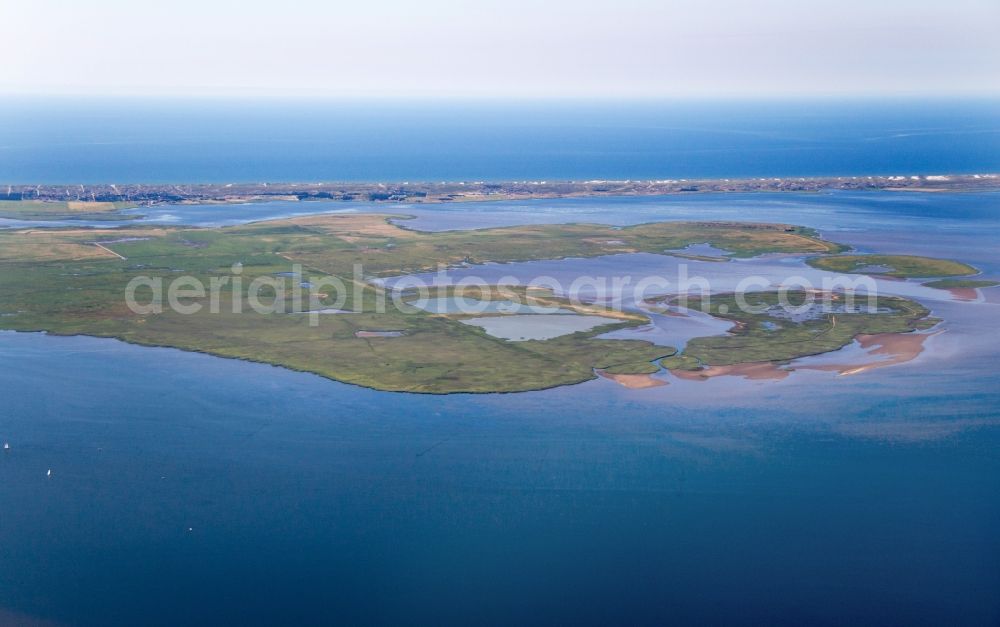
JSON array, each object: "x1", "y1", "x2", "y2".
[{"x1": 5, "y1": 173, "x2": 999, "y2": 207}]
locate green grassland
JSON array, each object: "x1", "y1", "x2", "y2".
[
  {"x1": 806, "y1": 254, "x2": 978, "y2": 278},
  {"x1": 279, "y1": 215, "x2": 844, "y2": 278},
  {"x1": 922, "y1": 278, "x2": 998, "y2": 289},
  {"x1": 0, "y1": 200, "x2": 139, "y2": 222},
  {"x1": 0, "y1": 214, "x2": 926, "y2": 393},
  {"x1": 661, "y1": 291, "x2": 935, "y2": 371}
]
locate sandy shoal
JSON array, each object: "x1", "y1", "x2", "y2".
[
  {"x1": 800, "y1": 331, "x2": 935, "y2": 376},
  {"x1": 597, "y1": 371, "x2": 668, "y2": 389}
]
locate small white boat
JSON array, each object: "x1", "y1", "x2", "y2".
[
  {"x1": 46, "y1": 469, "x2": 52, "y2": 477},
  {"x1": 2, "y1": 442, "x2": 8, "y2": 451}
]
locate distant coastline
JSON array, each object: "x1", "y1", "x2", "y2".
[{"x1": 6, "y1": 173, "x2": 1000, "y2": 206}]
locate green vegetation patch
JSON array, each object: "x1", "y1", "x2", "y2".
[
  {"x1": 597, "y1": 360, "x2": 666, "y2": 375},
  {"x1": 922, "y1": 278, "x2": 998, "y2": 289},
  {"x1": 659, "y1": 354, "x2": 702, "y2": 371},
  {"x1": 806, "y1": 254, "x2": 977, "y2": 278},
  {"x1": 0, "y1": 215, "x2": 711, "y2": 393},
  {"x1": 0, "y1": 200, "x2": 138, "y2": 222},
  {"x1": 662, "y1": 291, "x2": 933, "y2": 370}
]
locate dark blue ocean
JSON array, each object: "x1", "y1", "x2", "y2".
[{"x1": 1, "y1": 99, "x2": 999, "y2": 183}]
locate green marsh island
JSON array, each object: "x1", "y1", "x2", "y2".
[{"x1": 0, "y1": 212, "x2": 977, "y2": 393}]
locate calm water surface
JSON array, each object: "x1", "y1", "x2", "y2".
[{"x1": 2, "y1": 99, "x2": 999, "y2": 183}]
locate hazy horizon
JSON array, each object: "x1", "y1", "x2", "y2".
[{"x1": 4, "y1": 0, "x2": 998, "y2": 99}]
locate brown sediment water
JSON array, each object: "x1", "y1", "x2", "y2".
[
  {"x1": 670, "y1": 362, "x2": 790, "y2": 381},
  {"x1": 596, "y1": 371, "x2": 668, "y2": 389},
  {"x1": 947, "y1": 287, "x2": 979, "y2": 302}
]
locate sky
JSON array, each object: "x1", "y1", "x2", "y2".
[{"x1": 2, "y1": 0, "x2": 998, "y2": 98}]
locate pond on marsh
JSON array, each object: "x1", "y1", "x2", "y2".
[{"x1": 460, "y1": 314, "x2": 617, "y2": 341}]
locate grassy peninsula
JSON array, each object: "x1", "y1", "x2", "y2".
[{"x1": 806, "y1": 254, "x2": 978, "y2": 278}]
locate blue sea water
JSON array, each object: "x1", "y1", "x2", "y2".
[
  {"x1": 1, "y1": 101, "x2": 1000, "y2": 626},
  {"x1": 1, "y1": 329, "x2": 999, "y2": 627},
  {"x1": 1, "y1": 99, "x2": 999, "y2": 183}
]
